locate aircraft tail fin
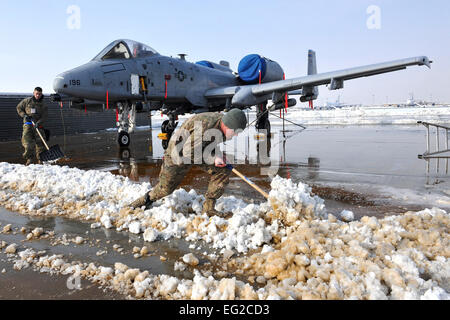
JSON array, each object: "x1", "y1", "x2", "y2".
[
  {"x1": 308, "y1": 50, "x2": 317, "y2": 76},
  {"x1": 301, "y1": 50, "x2": 319, "y2": 108}
]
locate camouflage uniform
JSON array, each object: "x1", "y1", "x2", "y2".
[
  {"x1": 16, "y1": 97, "x2": 48, "y2": 162},
  {"x1": 135, "y1": 113, "x2": 231, "y2": 215}
]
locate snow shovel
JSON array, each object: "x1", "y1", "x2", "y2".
[
  {"x1": 226, "y1": 164, "x2": 269, "y2": 199},
  {"x1": 32, "y1": 121, "x2": 65, "y2": 162}
]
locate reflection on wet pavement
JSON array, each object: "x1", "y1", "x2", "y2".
[{"x1": 2, "y1": 124, "x2": 447, "y2": 214}]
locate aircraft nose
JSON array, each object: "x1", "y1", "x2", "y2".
[{"x1": 53, "y1": 75, "x2": 67, "y2": 93}]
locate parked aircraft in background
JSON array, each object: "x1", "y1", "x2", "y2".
[{"x1": 313, "y1": 95, "x2": 362, "y2": 110}]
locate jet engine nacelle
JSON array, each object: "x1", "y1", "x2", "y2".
[{"x1": 238, "y1": 54, "x2": 284, "y2": 84}]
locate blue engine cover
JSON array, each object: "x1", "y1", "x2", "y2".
[{"x1": 238, "y1": 54, "x2": 267, "y2": 84}]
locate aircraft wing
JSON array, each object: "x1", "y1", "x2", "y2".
[{"x1": 204, "y1": 56, "x2": 431, "y2": 104}]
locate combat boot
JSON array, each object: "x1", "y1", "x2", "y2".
[
  {"x1": 202, "y1": 199, "x2": 221, "y2": 217},
  {"x1": 129, "y1": 193, "x2": 154, "y2": 210}
]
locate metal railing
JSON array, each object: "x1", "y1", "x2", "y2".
[
  {"x1": 418, "y1": 121, "x2": 449, "y2": 181},
  {"x1": 418, "y1": 121, "x2": 450, "y2": 159}
]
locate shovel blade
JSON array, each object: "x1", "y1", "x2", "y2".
[{"x1": 39, "y1": 145, "x2": 65, "y2": 162}]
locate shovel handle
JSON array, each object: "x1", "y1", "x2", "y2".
[
  {"x1": 32, "y1": 121, "x2": 50, "y2": 151},
  {"x1": 226, "y1": 165, "x2": 269, "y2": 199}
]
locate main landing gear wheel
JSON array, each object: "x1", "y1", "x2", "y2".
[
  {"x1": 161, "y1": 120, "x2": 170, "y2": 150},
  {"x1": 256, "y1": 118, "x2": 271, "y2": 138},
  {"x1": 161, "y1": 120, "x2": 170, "y2": 134},
  {"x1": 261, "y1": 119, "x2": 271, "y2": 136},
  {"x1": 256, "y1": 118, "x2": 272, "y2": 157},
  {"x1": 161, "y1": 118, "x2": 178, "y2": 150},
  {"x1": 118, "y1": 131, "x2": 130, "y2": 147},
  {"x1": 256, "y1": 103, "x2": 271, "y2": 138}
]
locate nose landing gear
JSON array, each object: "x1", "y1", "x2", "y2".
[{"x1": 116, "y1": 102, "x2": 136, "y2": 147}]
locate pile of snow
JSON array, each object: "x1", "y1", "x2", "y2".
[
  {"x1": 5, "y1": 247, "x2": 259, "y2": 299},
  {"x1": 267, "y1": 176, "x2": 327, "y2": 224},
  {"x1": 237, "y1": 208, "x2": 449, "y2": 300},
  {"x1": 1, "y1": 162, "x2": 449, "y2": 300},
  {"x1": 0, "y1": 162, "x2": 150, "y2": 207}
]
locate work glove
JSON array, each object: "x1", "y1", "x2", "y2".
[{"x1": 214, "y1": 155, "x2": 227, "y2": 168}]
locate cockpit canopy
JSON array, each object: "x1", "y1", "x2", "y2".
[{"x1": 92, "y1": 39, "x2": 158, "y2": 61}]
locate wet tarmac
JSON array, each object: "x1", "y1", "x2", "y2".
[{"x1": 1, "y1": 121, "x2": 449, "y2": 299}]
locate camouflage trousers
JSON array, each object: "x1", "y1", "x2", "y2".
[
  {"x1": 149, "y1": 157, "x2": 231, "y2": 202},
  {"x1": 21, "y1": 124, "x2": 46, "y2": 161}
]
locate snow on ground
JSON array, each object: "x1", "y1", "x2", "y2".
[
  {"x1": 0, "y1": 162, "x2": 449, "y2": 300},
  {"x1": 269, "y1": 105, "x2": 450, "y2": 126}
]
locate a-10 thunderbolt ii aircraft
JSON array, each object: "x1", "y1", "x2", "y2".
[{"x1": 52, "y1": 39, "x2": 432, "y2": 148}]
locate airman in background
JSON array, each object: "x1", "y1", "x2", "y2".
[{"x1": 16, "y1": 87, "x2": 48, "y2": 165}]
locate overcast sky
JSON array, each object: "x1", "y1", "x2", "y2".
[{"x1": 0, "y1": 0, "x2": 449, "y2": 105}]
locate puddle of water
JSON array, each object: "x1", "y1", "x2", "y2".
[{"x1": 0, "y1": 258, "x2": 124, "y2": 300}]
